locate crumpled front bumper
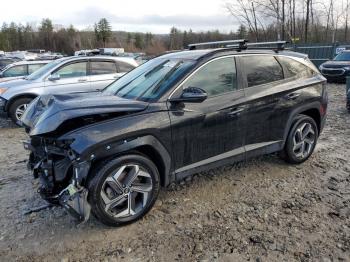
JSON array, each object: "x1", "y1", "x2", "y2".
[{"x1": 24, "y1": 139, "x2": 92, "y2": 222}]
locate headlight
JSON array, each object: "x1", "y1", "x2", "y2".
[
  {"x1": 0, "y1": 88, "x2": 7, "y2": 95},
  {"x1": 343, "y1": 66, "x2": 350, "y2": 71},
  {"x1": 319, "y1": 64, "x2": 324, "y2": 70}
]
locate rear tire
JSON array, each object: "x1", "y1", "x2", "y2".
[
  {"x1": 87, "y1": 154, "x2": 160, "y2": 226},
  {"x1": 281, "y1": 114, "x2": 318, "y2": 164},
  {"x1": 8, "y1": 97, "x2": 33, "y2": 125}
]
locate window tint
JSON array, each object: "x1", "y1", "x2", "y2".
[
  {"x1": 90, "y1": 61, "x2": 117, "y2": 75},
  {"x1": 28, "y1": 64, "x2": 45, "y2": 74},
  {"x1": 55, "y1": 62, "x2": 87, "y2": 78},
  {"x1": 118, "y1": 61, "x2": 135, "y2": 73},
  {"x1": 277, "y1": 56, "x2": 314, "y2": 78},
  {"x1": 242, "y1": 55, "x2": 284, "y2": 87},
  {"x1": 183, "y1": 57, "x2": 237, "y2": 96},
  {"x1": 3, "y1": 65, "x2": 27, "y2": 77}
]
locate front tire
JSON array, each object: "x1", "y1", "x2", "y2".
[
  {"x1": 87, "y1": 154, "x2": 160, "y2": 226},
  {"x1": 8, "y1": 97, "x2": 33, "y2": 125},
  {"x1": 282, "y1": 114, "x2": 318, "y2": 164}
]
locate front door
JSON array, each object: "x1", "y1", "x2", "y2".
[
  {"x1": 168, "y1": 56, "x2": 246, "y2": 174},
  {"x1": 44, "y1": 60, "x2": 91, "y2": 94}
]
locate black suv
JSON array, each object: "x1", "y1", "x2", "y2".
[{"x1": 21, "y1": 40, "x2": 328, "y2": 226}]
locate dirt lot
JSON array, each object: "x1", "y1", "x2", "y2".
[{"x1": 0, "y1": 83, "x2": 349, "y2": 262}]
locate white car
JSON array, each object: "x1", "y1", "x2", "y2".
[{"x1": 0, "y1": 60, "x2": 50, "y2": 83}]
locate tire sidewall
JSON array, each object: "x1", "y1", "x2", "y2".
[
  {"x1": 9, "y1": 97, "x2": 33, "y2": 124},
  {"x1": 88, "y1": 154, "x2": 160, "y2": 226},
  {"x1": 285, "y1": 115, "x2": 319, "y2": 164}
]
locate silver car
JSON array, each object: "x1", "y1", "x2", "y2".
[
  {"x1": 0, "y1": 56, "x2": 138, "y2": 123},
  {"x1": 0, "y1": 60, "x2": 50, "y2": 83}
]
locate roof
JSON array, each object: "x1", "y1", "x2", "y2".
[{"x1": 61, "y1": 55, "x2": 137, "y2": 65}]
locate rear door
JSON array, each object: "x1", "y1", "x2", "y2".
[
  {"x1": 116, "y1": 60, "x2": 136, "y2": 78},
  {"x1": 44, "y1": 60, "x2": 90, "y2": 94},
  {"x1": 89, "y1": 59, "x2": 119, "y2": 91},
  {"x1": 239, "y1": 54, "x2": 316, "y2": 157}
]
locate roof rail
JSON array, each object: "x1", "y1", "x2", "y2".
[
  {"x1": 246, "y1": 41, "x2": 288, "y2": 50},
  {"x1": 188, "y1": 39, "x2": 248, "y2": 50}
]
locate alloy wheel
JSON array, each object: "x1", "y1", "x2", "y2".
[
  {"x1": 15, "y1": 103, "x2": 28, "y2": 121},
  {"x1": 292, "y1": 122, "x2": 316, "y2": 159},
  {"x1": 100, "y1": 164, "x2": 153, "y2": 218}
]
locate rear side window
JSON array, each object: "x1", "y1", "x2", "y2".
[
  {"x1": 241, "y1": 55, "x2": 284, "y2": 87},
  {"x1": 90, "y1": 61, "x2": 117, "y2": 75},
  {"x1": 277, "y1": 56, "x2": 314, "y2": 78},
  {"x1": 118, "y1": 61, "x2": 135, "y2": 73},
  {"x1": 182, "y1": 57, "x2": 237, "y2": 96}
]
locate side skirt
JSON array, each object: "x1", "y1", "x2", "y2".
[{"x1": 173, "y1": 141, "x2": 283, "y2": 182}]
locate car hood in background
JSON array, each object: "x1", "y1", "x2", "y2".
[
  {"x1": 322, "y1": 60, "x2": 350, "y2": 68},
  {"x1": 21, "y1": 92, "x2": 149, "y2": 136}
]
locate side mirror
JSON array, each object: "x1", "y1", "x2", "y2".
[
  {"x1": 169, "y1": 87, "x2": 208, "y2": 103},
  {"x1": 48, "y1": 74, "x2": 60, "y2": 81}
]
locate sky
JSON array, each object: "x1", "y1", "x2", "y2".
[{"x1": 0, "y1": 0, "x2": 238, "y2": 34}]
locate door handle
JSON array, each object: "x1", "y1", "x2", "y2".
[
  {"x1": 78, "y1": 78, "x2": 88, "y2": 82},
  {"x1": 228, "y1": 107, "x2": 245, "y2": 116},
  {"x1": 285, "y1": 92, "x2": 300, "y2": 100}
]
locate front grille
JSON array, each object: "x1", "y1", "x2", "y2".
[{"x1": 322, "y1": 68, "x2": 345, "y2": 76}]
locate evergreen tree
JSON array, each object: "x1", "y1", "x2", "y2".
[{"x1": 94, "y1": 18, "x2": 112, "y2": 47}]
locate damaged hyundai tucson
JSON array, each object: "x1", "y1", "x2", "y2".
[{"x1": 21, "y1": 41, "x2": 327, "y2": 226}]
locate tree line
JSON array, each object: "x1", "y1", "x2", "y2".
[{"x1": 1, "y1": 3, "x2": 350, "y2": 56}]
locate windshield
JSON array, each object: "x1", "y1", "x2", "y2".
[
  {"x1": 334, "y1": 52, "x2": 350, "y2": 61},
  {"x1": 25, "y1": 59, "x2": 63, "y2": 80},
  {"x1": 104, "y1": 58, "x2": 195, "y2": 101}
]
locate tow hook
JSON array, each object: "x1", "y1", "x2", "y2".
[{"x1": 59, "y1": 184, "x2": 91, "y2": 223}]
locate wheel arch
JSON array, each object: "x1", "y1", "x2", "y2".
[
  {"x1": 84, "y1": 135, "x2": 172, "y2": 187},
  {"x1": 5, "y1": 93, "x2": 38, "y2": 112},
  {"x1": 282, "y1": 102, "x2": 321, "y2": 147}
]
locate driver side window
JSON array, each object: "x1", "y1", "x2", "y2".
[
  {"x1": 55, "y1": 62, "x2": 87, "y2": 79},
  {"x1": 182, "y1": 57, "x2": 237, "y2": 96}
]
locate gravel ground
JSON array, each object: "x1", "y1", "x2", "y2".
[{"x1": 0, "y1": 83, "x2": 349, "y2": 262}]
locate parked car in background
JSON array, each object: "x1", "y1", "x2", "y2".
[
  {"x1": 319, "y1": 50, "x2": 350, "y2": 82},
  {"x1": 0, "y1": 56, "x2": 138, "y2": 123},
  {"x1": 20, "y1": 40, "x2": 327, "y2": 226},
  {"x1": 0, "y1": 60, "x2": 50, "y2": 83},
  {"x1": 0, "y1": 57, "x2": 21, "y2": 70}
]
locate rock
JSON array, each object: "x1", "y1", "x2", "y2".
[
  {"x1": 154, "y1": 200, "x2": 163, "y2": 207},
  {"x1": 284, "y1": 208, "x2": 292, "y2": 215},
  {"x1": 249, "y1": 235, "x2": 262, "y2": 244},
  {"x1": 194, "y1": 243, "x2": 204, "y2": 252},
  {"x1": 61, "y1": 258, "x2": 69, "y2": 262},
  {"x1": 156, "y1": 230, "x2": 164, "y2": 235},
  {"x1": 237, "y1": 216, "x2": 244, "y2": 223},
  {"x1": 213, "y1": 210, "x2": 222, "y2": 218}
]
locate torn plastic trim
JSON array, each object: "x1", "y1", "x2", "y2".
[{"x1": 58, "y1": 162, "x2": 92, "y2": 222}]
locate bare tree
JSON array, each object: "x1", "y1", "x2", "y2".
[{"x1": 225, "y1": 0, "x2": 261, "y2": 41}]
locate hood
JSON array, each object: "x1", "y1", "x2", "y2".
[
  {"x1": 321, "y1": 60, "x2": 350, "y2": 68},
  {"x1": 0, "y1": 78, "x2": 34, "y2": 88},
  {"x1": 21, "y1": 92, "x2": 149, "y2": 136},
  {"x1": 0, "y1": 76, "x2": 24, "y2": 83}
]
